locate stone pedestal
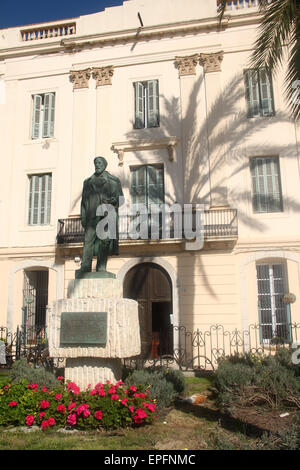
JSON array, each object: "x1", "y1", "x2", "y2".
[{"x1": 47, "y1": 278, "x2": 140, "y2": 389}]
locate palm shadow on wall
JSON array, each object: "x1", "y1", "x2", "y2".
[{"x1": 123, "y1": 69, "x2": 300, "y2": 327}]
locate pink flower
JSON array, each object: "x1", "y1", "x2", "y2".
[
  {"x1": 67, "y1": 413, "x2": 77, "y2": 426},
  {"x1": 57, "y1": 404, "x2": 65, "y2": 414},
  {"x1": 57, "y1": 376, "x2": 63, "y2": 381},
  {"x1": 121, "y1": 398, "x2": 128, "y2": 406},
  {"x1": 48, "y1": 417, "x2": 55, "y2": 426},
  {"x1": 111, "y1": 394, "x2": 119, "y2": 400},
  {"x1": 28, "y1": 383, "x2": 38, "y2": 390},
  {"x1": 98, "y1": 389, "x2": 106, "y2": 397},
  {"x1": 133, "y1": 408, "x2": 147, "y2": 424},
  {"x1": 94, "y1": 410, "x2": 103, "y2": 420},
  {"x1": 8, "y1": 401, "x2": 18, "y2": 407},
  {"x1": 39, "y1": 411, "x2": 45, "y2": 419},
  {"x1": 129, "y1": 385, "x2": 137, "y2": 392},
  {"x1": 116, "y1": 380, "x2": 124, "y2": 387},
  {"x1": 108, "y1": 386, "x2": 116, "y2": 394},
  {"x1": 41, "y1": 420, "x2": 49, "y2": 430},
  {"x1": 143, "y1": 403, "x2": 156, "y2": 412},
  {"x1": 40, "y1": 400, "x2": 49, "y2": 409},
  {"x1": 68, "y1": 402, "x2": 77, "y2": 411},
  {"x1": 128, "y1": 406, "x2": 134, "y2": 413},
  {"x1": 76, "y1": 404, "x2": 90, "y2": 418},
  {"x1": 25, "y1": 415, "x2": 34, "y2": 426},
  {"x1": 41, "y1": 387, "x2": 48, "y2": 393},
  {"x1": 67, "y1": 382, "x2": 80, "y2": 394},
  {"x1": 55, "y1": 394, "x2": 62, "y2": 401}
]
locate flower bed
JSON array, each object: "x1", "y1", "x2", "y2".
[{"x1": 0, "y1": 377, "x2": 157, "y2": 431}]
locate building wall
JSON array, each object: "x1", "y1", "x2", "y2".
[{"x1": 0, "y1": 0, "x2": 300, "y2": 338}]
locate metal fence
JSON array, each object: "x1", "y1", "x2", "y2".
[{"x1": 2, "y1": 323, "x2": 299, "y2": 372}]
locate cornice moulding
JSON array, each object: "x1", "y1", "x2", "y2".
[
  {"x1": 0, "y1": 11, "x2": 262, "y2": 60},
  {"x1": 111, "y1": 137, "x2": 179, "y2": 165}
]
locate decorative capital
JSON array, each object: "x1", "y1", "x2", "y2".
[
  {"x1": 69, "y1": 68, "x2": 91, "y2": 89},
  {"x1": 92, "y1": 66, "x2": 114, "y2": 87},
  {"x1": 174, "y1": 54, "x2": 199, "y2": 77},
  {"x1": 199, "y1": 52, "x2": 224, "y2": 73}
]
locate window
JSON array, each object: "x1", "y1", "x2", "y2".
[
  {"x1": 244, "y1": 68, "x2": 274, "y2": 117},
  {"x1": 130, "y1": 165, "x2": 164, "y2": 207},
  {"x1": 129, "y1": 165, "x2": 164, "y2": 238},
  {"x1": 250, "y1": 157, "x2": 283, "y2": 213},
  {"x1": 256, "y1": 263, "x2": 291, "y2": 343},
  {"x1": 32, "y1": 92, "x2": 55, "y2": 139},
  {"x1": 134, "y1": 80, "x2": 159, "y2": 129},
  {"x1": 28, "y1": 174, "x2": 52, "y2": 225}
]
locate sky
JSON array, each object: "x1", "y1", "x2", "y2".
[{"x1": 0, "y1": 0, "x2": 125, "y2": 29}]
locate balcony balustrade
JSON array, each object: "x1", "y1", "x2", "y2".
[
  {"x1": 57, "y1": 208, "x2": 238, "y2": 245},
  {"x1": 21, "y1": 23, "x2": 76, "y2": 41}
]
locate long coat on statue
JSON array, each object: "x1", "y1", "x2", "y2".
[{"x1": 80, "y1": 170, "x2": 123, "y2": 256}]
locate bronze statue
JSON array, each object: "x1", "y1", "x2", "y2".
[{"x1": 75, "y1": 156, "x2": 123, "y2": 278}]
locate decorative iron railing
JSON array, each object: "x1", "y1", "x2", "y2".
[
  {"x1": 57, "y1": 208, "x2": 238, "y2": 245},
  {"x1": 1, "y1": 323, "x2": 299, "y2": 373}
]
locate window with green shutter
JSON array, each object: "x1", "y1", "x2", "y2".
[
  {"x1": 130, "y1": 165, "x2": 164, "y2": 238},
  {"x1": 250, "y1": 156, "x2": 283, "y2": 213},
  {"x1": 32, "y1": 92, "x2": 55, "y2": 139},
  {"x1": 28, "y1": 174, "x2": 52, "y2": 225},
  {"x1": 244, "y1": 68, "x2": 274, "y2": 117},
  {"x1": 130, "y1": 165, "x2": 164, "y2": 207},
  {"x1": 133, "y1": 80, "x2": 159, "y2": 129}
]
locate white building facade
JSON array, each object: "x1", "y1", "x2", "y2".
[{"x1": 1, "y1": 0, "x2": 300, "y2": 361}]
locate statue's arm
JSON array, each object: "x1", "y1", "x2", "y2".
[{"x1": 80, "y1": 180, "x2": 88, "y2": 228}]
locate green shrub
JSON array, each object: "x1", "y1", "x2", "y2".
[
  {"x1": 125, "y1": 368, "x2": 182, "y2": 409},
  {"x1": 214, "y1": 350, "x2": 300, "y2": 411},
  {"x1": 10, "y1": 359, "x2": 59, "y2": 390},
  {"x1": 0, "y1": 378, "x2": 157, "y2": 430}
]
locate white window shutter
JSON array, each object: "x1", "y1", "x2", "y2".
[
  {"x1": 32, "y1": 95, "x2": 42, "y2": 139},
  {"x1": 134, "y1": 82, "x2": 145, "y2": 129},
  {"x1": 42, "y1": 92, "x2": 55, "y2": 138},
  {"x1": 147, "y1": 80, "x2": 159, "y2": 127}
]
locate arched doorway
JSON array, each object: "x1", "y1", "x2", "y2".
[{"x1": 123, "y1": 263, "x2": 173, "y2": 358}]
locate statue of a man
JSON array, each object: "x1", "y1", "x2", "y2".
[{"x1": 75, "y1": 156, "x2": 123, "y2": 278}]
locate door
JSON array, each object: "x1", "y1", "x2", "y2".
[{"x1": 123, "y1": 263, "x2": 172, "y2": 357}]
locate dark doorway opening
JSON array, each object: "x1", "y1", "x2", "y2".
[{"x1": 123, "y1": 263, "x2": 173, "y2": 358}]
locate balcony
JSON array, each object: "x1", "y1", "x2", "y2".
[
  {"x1": 57, "y1": 208, "x2": 238, "y2": 248},
  {"x1": 217, "y1": 0, "x2": 259, "y2": 10},
  {"x1": 21, "y1": 22, "x2": 76, "y2": 41}
]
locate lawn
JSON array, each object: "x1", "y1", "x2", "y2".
[{"x1": 0, "y1": 371, "x2": 265, "y2": 450}]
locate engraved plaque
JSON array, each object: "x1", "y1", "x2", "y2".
[{"x1": 60, "y1": 312, "x2": 107, "y2": 346}]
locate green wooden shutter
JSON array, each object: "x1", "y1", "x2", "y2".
[
  {"x1": 245, "y1": 70, "x2": 260, "y2": 118},
  {"x1": 32, "y1": 95, "x2": 42, "y2": 139},
  {"x1": 251, "y1": 157, "x2": 283, "y2": 213},
  {"x1": 130, "y1": 166, "x2": 147, "y2": 206},
  {"x1": 134, "y1": 82, "x2": 145, "y2": 129},
  {"x1": 147, "y1": 80, "x2": 159, "y2": 127},
  {"x1": 28, "y1": 174, "x2": 52, "y2": 225},
  {"x1": 147, "y1": 165, "x2": 164, "y2": 206},
  {"x1": 42, "y1": 92, "x2": 55, "y2": 138},
  {"x1": 258, "y1": 69, "x2": 274, "y2": 116}
]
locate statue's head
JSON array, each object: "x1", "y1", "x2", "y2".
[{"x1": 94, "y1": 156, "x2": 108, "y2": 174}]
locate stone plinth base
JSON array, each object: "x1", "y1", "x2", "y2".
[
  {"x1": 65, "y1": 357, "x2": 122, "y2": 389},
  {"x1": 46, "y1": 278, "x2": 141, "y2": 389}
]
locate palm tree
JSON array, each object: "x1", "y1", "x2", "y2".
[{"x1": 218, "y1": 0, "x2": 300, "y2": 120}]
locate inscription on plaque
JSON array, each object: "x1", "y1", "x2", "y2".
[{"x1": 60, "y1": 312, "x2": 107, "y2": 346}]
